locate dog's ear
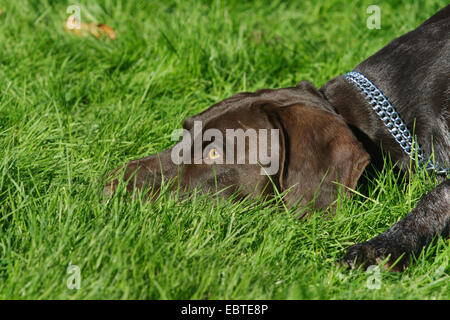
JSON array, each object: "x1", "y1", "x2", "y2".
[{"x1": 263, "y1": 102, "x2": 370, "y2": 215}]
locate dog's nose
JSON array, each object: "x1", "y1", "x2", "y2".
[
  {"x1": 102, "y1": 161, "x2": 152, "y2": 197},
  {"x1": 102, "y1": 152, "x2": 177, "y2": 200},
  {"x1": 103, "y1": 181, "x2": 115, "y2": 197}
]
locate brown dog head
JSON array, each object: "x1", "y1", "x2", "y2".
[{"x1": 104, "y1": 81, "x2": 370, "y2": 212}]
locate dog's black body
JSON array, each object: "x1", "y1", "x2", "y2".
[
  {"x1": 321, "y1": 5, "x2": 449, "y2": 269},
  {"x1": 322, "y1": 6, "x2": 450, "y2": 171},
  {"x1": 105, "y1": 6, "x2": 450, "y2": 270}
]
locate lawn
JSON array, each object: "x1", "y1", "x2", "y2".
[{"x1": 0, "y1": 0, "x2": 448, "y2": 299}]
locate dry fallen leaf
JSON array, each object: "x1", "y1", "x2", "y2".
[
  {"x1": 64, "y1": 17, "x2": 116, "y2": 39},
  {"x1": 96, "y1": 24, "x2": 116, "y2": 39}
]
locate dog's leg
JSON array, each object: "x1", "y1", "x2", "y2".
[{"x1": 342, "y1": 179, "x2": 449, "y2": 271}]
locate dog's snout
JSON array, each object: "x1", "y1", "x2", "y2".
[
  {"x1": 103, "y1": 151, "x2": 178, "y2": 199},
  {"x1": 103, "y1": 180, "x2": 116, "y2": 197}
]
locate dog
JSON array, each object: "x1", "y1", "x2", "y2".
[{"x1": 104, "y1": 5, "x2": 449, "y2": 271}]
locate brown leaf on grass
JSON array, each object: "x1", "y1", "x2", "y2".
[
  {"x1": 0, "y1": 10, "x2": 4, "y2": 16},
  {"x1": 63, "y1": 17, "x2": 116, "y2": 39},
  {"x1": 91, "y1": 23, "x2": 116, "y2": 39}
]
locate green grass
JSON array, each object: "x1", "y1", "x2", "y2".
[{"x1": 0, "y1": 0, "x2": 448, "y2": 299}]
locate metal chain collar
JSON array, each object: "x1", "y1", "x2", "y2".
[{"x1": 345, "y1": 71, "x2": 449, "y2": 177}]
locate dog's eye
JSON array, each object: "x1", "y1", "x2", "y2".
[{"x1": 208, "y1": 148, "x2": 220, "y2": 160}]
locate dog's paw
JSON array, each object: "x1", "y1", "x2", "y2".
[
  {"x1": 340, "y1": 243, "x2": 379, "y2": 270},
  {"x1": 340, "y1": 241, "x2": 407, "y2": 272}
]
